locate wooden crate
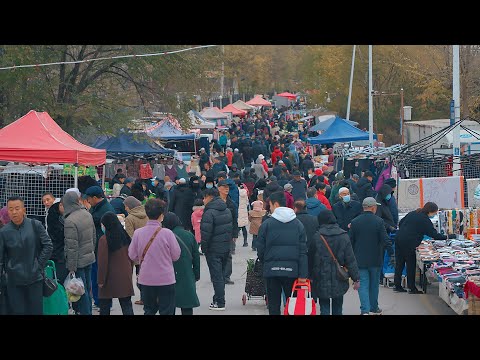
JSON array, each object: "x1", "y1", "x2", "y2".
[{"x1": 468, "y1": 294, "x2": 480, "y2": 315}]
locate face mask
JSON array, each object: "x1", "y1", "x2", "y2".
[
  {"x1": 308, "y1": 174, "x2": 313, "y2": 178},
  {"x1": 206, "y1": 184, "x2": 213, "y2": 189},
  {"x1": 342, "y1": 195, "x2": 351, "y2": 203},
  {"x1": 429, "y1": 214, "x2": 436, "y2": 219},
  {"x1": 101, "y1": 225, "x2": 105, "y2": 234},
  {"x1": 151, "y1": 181, "x2": 156, "y2": 187},
  {"x1": 385, "y1": 194, "x2": 392, "y2": 201}
]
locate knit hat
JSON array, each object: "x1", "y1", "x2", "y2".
[
  {"x1": 252, "y1": 200, "x2": 264, "y2": 211},
  {"x1": 65, "y1": 188, "x2": 81, "y2": 197},
  {"x1": 384, "y1": 178, "x2": 397, "y2": 189},
  {"x1": 124, "y1": 196, "x2": 141, "y2": 209}
]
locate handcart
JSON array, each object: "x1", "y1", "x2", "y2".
[{"x1": 242, "y1": 258, "x2": 267, "y2": 305}]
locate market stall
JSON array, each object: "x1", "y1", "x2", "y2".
[{"x1": 0, "y1": 110, "x2": 106, "y2": 216}]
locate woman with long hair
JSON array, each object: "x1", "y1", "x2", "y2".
[
  {"x1": 394, "y1": 202, "x2": 455, "y2": 294},
  {"x1": 98, "y1": 212, "x2": 135, "y2": 315},
  {"x1": 162, "y1": 212, "x2": 200, "y2": 315}
]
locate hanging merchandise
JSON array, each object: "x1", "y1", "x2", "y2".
[
  {"x1": 153, "y1": 162, "x2": 165, "y2": 180},
  {"x1": 139, "y1": 162, "x2": 153, "y2": 179}
]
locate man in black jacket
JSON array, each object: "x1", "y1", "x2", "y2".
[
  {"x1": 217, "y1": 180, "x2": 238, "y2": 285},
  {"x1": 46, "y1": 199, "x2": 68, "y2": 285},
  {"x1": 332, "y1": 187, "x2": 362, "y2": 231},
  {"x1": 349, "y1": 197, "x2": 393, "y2": 315},
  {"x1": 355, "y1": 171, "x2": 376, "y2": 203},
  {"x1": 257, "y1": 191, "x2": 308, "y2": 315},
  {"x1": 294, "y1": 200, "x2": 319, "y2": 249},
  {"x1": 375, "y1": 184, "x2": 396, "y2": 232},
  {"x1": 201, "y1": 188, "x2": 233, "y2": 311},
  {"x1": 0, "y1": 196, "x2": 53, "y2": 314}
]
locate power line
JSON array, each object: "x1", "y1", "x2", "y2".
[{"x1": 0, "y1": 45, "x2": 219, "y2": 71}]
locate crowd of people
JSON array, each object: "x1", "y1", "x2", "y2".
[{"x1": 0, "y1": 106, "x2": 455, "y2": 315}]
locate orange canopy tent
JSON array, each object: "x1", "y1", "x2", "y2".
[
  {"x1": 246, "y1": 96, "x2": 272, "y2": 107},
  {"x1": 221, "y1": 104, "x2": 247, "y2": 117},
  {"x1": 277, "y1": 92, "x2": 297, "y2": 100},
  {"x1": 0, "y1": 110, "x2": 106, "y2": 166}
]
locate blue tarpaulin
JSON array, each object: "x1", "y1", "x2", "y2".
[
  {"x1": 94, "y1": 133, "x2": 174, "y2": 154},
  {"x1": 309, "y1": 116, "x2": 359, "y2": 132},
  {"x1": 308, "y1": 117, "x2": 376, "y2": 144},
  {"x1": 146, "y1": 120, "x2": 196, "y2": 140}
]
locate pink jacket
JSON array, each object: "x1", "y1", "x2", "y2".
[
  {"x1": 191, "y1": 206, "x2": 204, "y2": 244},
  {"x1": 128, "y1": 220, "x2": 181, "y2": 286}
]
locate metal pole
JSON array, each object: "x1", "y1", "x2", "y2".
[
  {"x1": 220, "y1": 45, "x2": 225, "y2": 100},
  {"x1": 453, "y1": 45, "x2": 461, "y2": 174},
  {"x1": 102, "y1": 164, "x2": 106, "y2": 190},
  {"x1": 346, "y1": 45, "x2": 356, "y2": 121},
  {"x1": 74, "y1": 164, "x2": 78, "y2": 188},
  {"x1": 368, "y1": 45, "x2": 374, "y2": 147},
  {"x1": 400, "y1": 88, "x2": 404, "y2": 143}
]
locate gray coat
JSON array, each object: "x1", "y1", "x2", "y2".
[{"x1": 63, "y1": 192, "x2": 96, "y2": 272}]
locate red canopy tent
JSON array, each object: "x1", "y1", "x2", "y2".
[
  {"x1": 277, "y1": 92, "x2": 297, "y2": 100},
  {"x1": 221, "y1": 104, "x2": 247, "y2": 117},
  {"x1": 0, "y1": 110, "x2": 106, "y2": 165},
  {"x1": 246, "y1": 96, "x2": 272, "y2": 107}
]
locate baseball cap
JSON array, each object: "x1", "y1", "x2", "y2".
[
  {"x1": 268, "y1": 176, "x2": 277, "y2": 182},
  {"x1": 125, "y1": 177, "x2": 135, "y2": 184},
  {"x1": 217, "y1": 180, "x2": 229, "y2": 187},
  {"x1": 293, "y1": 170, "x2": 301, "y2": 176},
  {"x1": 84, "y1": 185, "x2": 104, "y2": 198},
  {"x1": 150, "y1": 177, "x2": 161, "y2": 182},
  {"x1": 284, "y1": 183, "x2": 293, "y2": 191},
  {"x1": 362, "y1": 197, "x2": 381, "y2": 207},
  {"x1": 200, "y1": 147, "x2": 206, "y2": 152}
]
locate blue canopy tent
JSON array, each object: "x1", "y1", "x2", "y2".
[
  {"x1": 309, "y1": 116, "x2": 359, "y2": 133},
  {"x1": 308, "y1": 117, "x2": 376, "y2": 144},
  {"x1": 94, "y1": 133, "x2": 174, "y2": 155},
  {"x1": 146, "y1": 120, "x2": 196, "y2": 140}
]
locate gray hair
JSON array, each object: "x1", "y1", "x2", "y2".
[{"x1": 338, "y1": 187, "x2": 350, "y2": 195}]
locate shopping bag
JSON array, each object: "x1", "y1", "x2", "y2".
[
  {"x1": 284, "y1": 279, "x2": 316, "y2": 315},
  {"x1": 43, "y1": 260, "x2": 69, "y2": 315}
]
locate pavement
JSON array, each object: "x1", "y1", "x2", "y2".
[{"x1": 105, "y1": 233, "x2": 457, "y2": 316}]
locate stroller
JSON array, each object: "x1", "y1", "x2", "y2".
[
  {"x1": 242, "y1": 258, "x2": 267, "y2": 305},
  {"x1": 382, "y1": 231, "x2": 407, "y2": 288}
]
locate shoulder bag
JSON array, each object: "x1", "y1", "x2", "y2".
[
  {"x1": 174, "y1": 234, "x2": 192, "y2": 260},
  {"x1": 319, "y1": 234, "x2": 350, "y2": 282},
  {"x1": 140, "y1": 227, "x2": 162, "y2": 267}
]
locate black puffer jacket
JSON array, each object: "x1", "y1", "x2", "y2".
[
  {"x1": 295, "y1": 211, "x2": 319, "y2": 249},
  {"x1": 0, "y1": 218, "x2": 53, "y2": 286},
  {"x1": 200, "y1": 197, "x2": 233, "y2": 255},
  {"x1": 46, "y1": 202, "x2": 65, "y2": 263},
  {"x1": 375, "y1": 184, "x2": 395, "y2": 232},
  {"x1": 257, "y1": 207, "x2": 308, "y2": 279},
  {"x1": 169, "y1": 184, "x2": 195, "y2": 231},
  {"x1": 309, "y1": 224, "x2": 360, "y2": 299},
  {"x1": 355, "y1": 177, "x2": 375, "y2": 203}
]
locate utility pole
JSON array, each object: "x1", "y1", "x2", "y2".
[
  {"x1": 346, "y1": 45, "x2": 356, "y2": 121},
  {"x1": 220, "y1": 45, "x2": 225, "y2": 109},
  {"x1": 368, "y1": 45, "x2": 374, "y2": 147},
  {"x1": 452, "y1": 45, "x2": 461, "y2": 174},
  {"x1": 400, "y1": 88, "x2": 404, "y2": 144}
]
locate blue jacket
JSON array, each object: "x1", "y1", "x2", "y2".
[
  {"x1": 226, "y1": 179, "x2": 239, "y2": 208},
  {"x1": 212, "y1": 162, "x2": 227, "y2": 178},
  {"x1": 387, "y1": 196, "x2": 399, "y2": 226},
  {"x1": 306, "y1": 197, "x2": 327, "y2": 217},
  {"x1": 288, "y1": 145, "x2": 299, "y2": 164}
]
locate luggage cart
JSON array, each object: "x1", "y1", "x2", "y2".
[{"x1": 242, "y1": 258, "x2": 267, "y2": 305}]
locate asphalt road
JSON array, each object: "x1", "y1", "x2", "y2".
[{"x1": 104, "y1": 233, "x2": 457, "y2": 316}]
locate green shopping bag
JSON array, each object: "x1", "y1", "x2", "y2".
[{"x1": 43, "y1": 260, "x2": 69, "y2": 315}]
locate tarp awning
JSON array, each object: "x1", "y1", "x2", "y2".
[
  {"x1": 145, "y1": 120, "x2": 196, "y2": 140},
  {"x1": 309, "y1": 115, "x2": 359, "y2": 132},
  {"x1": 308, "y1": 117, "x2": 376, "y2": 144},
  {"x1": 232, "y1": 100, "x2": 256, "y2": 111},
  {"x1": 246, "y1": 96, "x2": 272, "y2": 107},
  {"x1": 0, "y1": 110, "x2": 106, "y2": 165},
  {"x1": 221, "y1": 104, "x2": 247, "y2": 116},
  {"x1": 277, "y1": 92, "x2": 297, "y2": 100},
  {"x1": 188, "y1": 110, "x2": 216, "y2": 129},
  {"x1": 200, "y1": 107, "x2": 229, "y2": 120},
  {"x1": 94, "y1": 133, "x2": 174, "y2": 154}
]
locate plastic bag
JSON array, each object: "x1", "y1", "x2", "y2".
[{"x1": 64, "y1": 272, "x2": 85, "y2": 297}]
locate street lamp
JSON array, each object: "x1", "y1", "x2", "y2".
[
  {"x1": 371, "y1": 88, "x2": 405, "y2": 144},
  {"x1": 325, "y1": 91, "x2": 331, "y2": 103}
]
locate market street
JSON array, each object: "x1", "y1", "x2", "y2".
[{"x1": 106, "y1": 233, "x2": 457, "y2": 316}]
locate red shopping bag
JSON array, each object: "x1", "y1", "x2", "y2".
[{"x1": 284, "y1": 279, "x2": 316, "y2": 315}]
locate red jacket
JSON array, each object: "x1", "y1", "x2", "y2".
[
  {"x1": 317, "y1": 190, "x2": 332, "y2": 210},
  {"x1": 271, "y1": 148, "x2": 284, "y2": 166},
  {"x1": 284, "y1": 191, "x2": 294, "y2": 209},
  {"x1": 226, "y1": 151, "x2": 234, "y2": 167},
  {"x1": 262, "y1": 159, "x2": 269, "y2": 173}
]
